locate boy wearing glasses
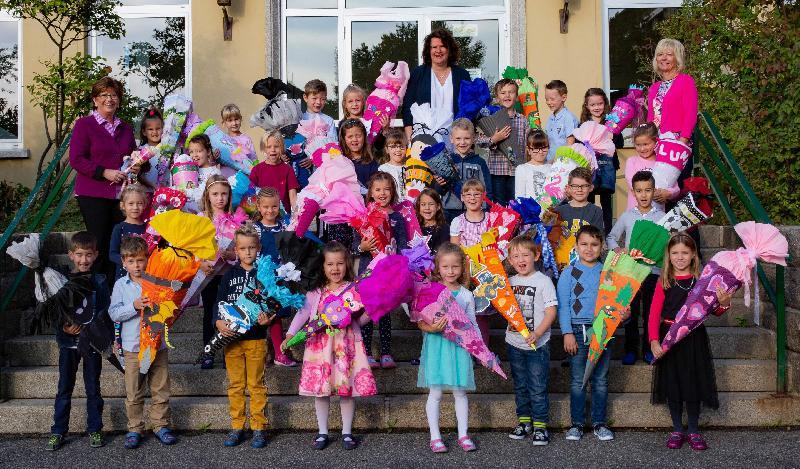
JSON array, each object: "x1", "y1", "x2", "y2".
[
  {"x1": 554, "y1": 167, "x2": 605, "y2": 272},
  {"x1": 514, "y1": 129, "x2": 552, "y2": 200}
]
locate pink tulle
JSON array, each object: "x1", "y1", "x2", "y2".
[
  {"x1": 571, "y1": 121, "x2": 615, "y2": 156},
  {"x1": 319, "y1": 183, "x2": 366, "y2": 224},
  {"x1": 357, "y1": 255, "x2": 413, "y2": 322}
]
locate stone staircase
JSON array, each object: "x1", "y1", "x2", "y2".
[{"x1": 1, "y1": 226, "x2": 798, "y2": 433}]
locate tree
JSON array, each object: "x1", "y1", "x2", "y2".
[
  {"x1": 0, "y1": 44, "x2": 18, "y2": 136},
  {"x1": 656, "y1": 0, "x2": 800, "y2": 224},
  {"x1": 118, "y1": 16, "x2": 186, "y2": 108},
  {"x1": 0, "y1": 0, "x2": 124, "y2": 176}
]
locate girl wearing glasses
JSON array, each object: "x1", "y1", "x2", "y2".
[{"x1": 514, "y1": 129, "x2": 552, "y2": 200}]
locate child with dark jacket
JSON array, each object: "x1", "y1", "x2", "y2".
[{"x1": 440, "y1": 118, "x2": 492, "y2": 222}]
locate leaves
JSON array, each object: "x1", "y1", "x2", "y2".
[{"x1": 657, "y1": 0, "x2": 800, "y2": 224}]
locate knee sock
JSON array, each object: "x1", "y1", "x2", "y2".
[
  {"x1": 453, "y1": 390, "x2": 469, "y2": 439},
  {"x1": 314, "y1": 397, "x2": 330, "y2": 435},
  {"x1": 668, "y1": 399, "x2": 684, "y2": 432},
  {"x1": 269, "y1": 322, "x2": 287, "y2": 361},
  {"x1": 340, "y1": 397, "x2": 355, "y2": 435},
  {"x1": 426, "y1": 387, "x2": 443, "y2": 441},
  {"x1": 686, "y1": 401, "x2": 701, "y2": 434},
  {"x1": 476, "y1": 316, "x2": 490, "y2": 346}
]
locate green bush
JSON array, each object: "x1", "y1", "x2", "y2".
[
  {"x1": 0, "y1": 180, "x2": 30, "y2": 230},
  {"x1": 658, "y1": 0, "x2": 800, "y2": 224}
]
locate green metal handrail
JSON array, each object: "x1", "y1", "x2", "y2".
[{"x1": 694, "y1": 111, "x2": 788, "y2": 394}]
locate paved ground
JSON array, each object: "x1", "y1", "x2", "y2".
[{"x1": 1, "y1": 429, "x2": 799, "y2": 468}]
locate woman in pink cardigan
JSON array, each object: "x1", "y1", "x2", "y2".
[{"x1": 647, "y1": 38, "x2": 698, "y2": 144}]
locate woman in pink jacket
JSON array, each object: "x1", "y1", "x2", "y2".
[{"x1": 647, "y1": 38, "x2": 698, "y2": 144}]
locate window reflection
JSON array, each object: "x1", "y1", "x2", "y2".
[
  {"x1": 347, "y1": 0, "x2": 502, "y2": 7},
  {"x1": 286, "y1": 16, "x2": 339, "y2": 117},
  {"x1": 287, "y1": 0, "x2": 337, "y2": 7},
  {"x1": 0, "y1": 20, "x2": 19, "y2": 139},
  {"x1": 433, "y1": 20, "x2": 499, "y2": 85}
]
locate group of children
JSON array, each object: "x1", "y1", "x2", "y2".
[{"x1": 44, "y1": 75, "x2": 722, "y2": 455}]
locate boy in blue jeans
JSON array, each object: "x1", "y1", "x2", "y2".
[
  {"x1": 557, "y1": 225, "x2": 628, "y2": 441},
  {"x1": 506, "y1": 236, "x2": 558, "y2": 445},
  {"x1": 46, "y1": 231, "x2": 110, "y2": 451}
]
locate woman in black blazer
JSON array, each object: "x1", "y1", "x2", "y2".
[{"x1": 402, "y1": 28, "x2": 471, "y2": 140}]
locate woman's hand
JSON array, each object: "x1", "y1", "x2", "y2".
[
  {"x1": 650, "y1": 340, "x2": 664, "y2": 360},
  {"x1": 299, "y1": 157, "x2": 314, "y2": 169},
  {"x1": 216, "y1": 319, "x2": 237, "y2": 337},
  {"x1": 716, "y1": 285, "x2": 733, "y2": 308},
  {"x1": 359, "y1": 237, "x2": 377, "y2": 254},
  {"x1": 63, "y1": 323, "x2": 82, "y2": 335},
  {"x1": 491, "y1": 126, "x2": 511, "y2": 144},
  {"x1": 653, "y1": 189, "x2": 671, "y2": 204},
  {"x1": 281, "y1": 334, "x2": 294, "y2": 351},
  {"x1": 103, "y1": 169, "x2": 125, "y2": 184},
  {"x1": 563, "y1": 333, "x2": 578, "y2": 355}
]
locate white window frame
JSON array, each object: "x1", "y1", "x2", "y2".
[
  {"x1": 282, "y1": 1, "x2": 510, "y2": 121},
  {"x1": 602, "y1": 0, "x2": 683, "y2": 95},
  {"x1": 89, "y1": 2, "x2": 192, "y2": 101},
  {"x1": 0, "y1": 11, "x2": 23, "y2": 148}
]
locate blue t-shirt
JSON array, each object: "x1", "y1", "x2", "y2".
[{"x1": 109, "y1": 221, "x2": 146, "y2": 280}]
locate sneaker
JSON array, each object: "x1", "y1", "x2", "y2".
[
  {"x1": 508, "y1": 422, "x2": 533, "y2": 440},
  {"x1": 251, "y1": 430, "x2": 267, "y2": 448},
  {"x1": 45, "y1": 434, "x2": 63, "y2": 451},
  {"x1": 643, "y1": 351, "x2": 655, "y2": 364},
  {"x1": 200, "y1": 357, "x2": 214, "y2": 369},
  {"x1": 621, "y1": 351, "x2": 637, "y2": 365},
  {"x1": 688, "y1": 433, "x2": 708, "y2": 451},
  {"x1": 565, "y1": 425, "x2": 583, "y2": 441},
  {"x1": 342, "y1": 433, "x2": 358, "y2": 450},
  {"x1": 154, "y1": 427, "x2": 177, "y2": 445},
  {"x1": 667, "y1": 432, "x2": 686, "y2": 449},
  {"x1": 89, "y1": 431, "x2": 104, "y2": 448},
  {"x1": 274, "y1": 355, "x2": 298, "y2": 367},
  {"x1": 367, "y1": 356, "x2": 380, "y2": 369},
  {"x1": 224, "y1": 430, "x2": 243, "y2": 447},
  {"x1": 531, "y1": 428, "x2": 549, "y2": 446},
  {"x1": 380, "y1": 355, "x2": 397, "y2": 369},
  {"x1": 457, "y1": 435, "x2": 477, "y2": 452},
  {"x1": 429, "y1": 438, "x2": 448, "y2": 453},
  {"x1": 312, "y1": 434, "x2": 329, "y2": 450},
  {"x1": 410, "y1": 358, "x2": 420, "y2": 366},
  {"x1": 593, "y1": 424, "x2": 615, "y2": 441},
  {"x1": 124, "y1": 432, "x2": 142, "y2": 449}
]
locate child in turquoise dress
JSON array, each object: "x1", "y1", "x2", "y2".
[{"x1": 417, "y1": 242, "x2": 478, "y2": 453}]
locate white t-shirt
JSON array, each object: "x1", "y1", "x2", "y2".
[
  {"x1": 514, "y1": 162, "x2": 552, "y2": 200},
  {"x1": 507, "y1": 271, "x2": 558, "y2": 349},
  {"x1": 378, "y1": 162, "x2": 405, "y2": 200}
]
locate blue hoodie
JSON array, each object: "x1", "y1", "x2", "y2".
[
  {"x1": 440, "y1": 151, "x2": 493, "y2": 211},
  {"x1": 557, "y1": 261, "x2": 602, "y2": 334}
]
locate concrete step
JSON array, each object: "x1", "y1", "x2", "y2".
[
  {"x1": 3, "y1": 327, "x2": 775, "y2": 367},
  {"x1": 1, "y1": 392, "x2": 798, "y2": 434},
  {"x1": 0, "y1": 359, "x2": 775, "y2": 399}
]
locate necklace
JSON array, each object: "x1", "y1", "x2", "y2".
[
  {"x1": 675, "y1": 277, "x2": 695, "y2": 291},
  {"x1": 434, "y1": 68, "x2": 450, "y2": 82}
]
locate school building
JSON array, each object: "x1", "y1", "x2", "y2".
[{"x1": 0, "y1": 0, "x2": 682, "y2": 217}]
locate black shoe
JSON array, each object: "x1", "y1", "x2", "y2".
[
  {"x1": 342, "y1": 434, "x2": 358, "y2": 450},
  {"x1": 532, "y1": 428, "x2": 550, "y2": 446},
  {"x1": 313, "y1": 434, "x2": 329, "y2": 450},
  {"x1": 508, "y1": 422, "x2": 533, "y2": 440}
]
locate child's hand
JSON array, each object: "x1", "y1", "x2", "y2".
[
  {"x1": 216, "y1": 319, "x2": 237, "y2": 337},
  {"x1": 281, "y1": 334, "x2": 293, "y2": 351},
  {"x1": 716, "y1": 285, "x2": 733, "y2": 308},
  {"x1": 380, "y1": 113, "x2": 390, "y2": 130},
  {"x1": 433, "y1": 175, "x2": 447, "y2": 187},
  {"x1": 490, "y1": 125, "x2": 512, "y2": 144},
  {"x1": 133, "y1": 296, "x2": 151, "y2": 310},
  {"x1": 430, "y1": 316, "x2": 447, "y2": 332},
  {"x1": 613, "y1": 247, "x2": 624, "y2": 254},
  {"x1": 280, "y1": 153, "x2": 290, "y2": 163},
  {"x1": 200, "y1": 260, "x2": 214, "y2": 274},
  {"x1": 563, "y1": 333, "x2": 578, "y2": 355},
  {"x1": 653, "y1": 189, "x2": 671, "y2": 204},
  {"x1": 257, "y1": 312, "x2": 276, "y2": 326},
  {"x1": 221, "y1": 250, "x2": 237, "y2": 261},
  {"x1": 650, "y1": 340, "x2": 664, "y2": 360},
  {"x1": 63, "y1": 323, "x2": 82, "y2": 335},
  {"x1": 212, "y1": 148, "x2": 221, "y2": 162},
  {"x1": 525, "y1": 331, "x2": 539, "y2": 346},
  {"x1": 299, "y1": 157, "x2": 314, "y2": 169},
  {"x1": 359, "y1": 237, "x2": 377, "y2": 254}
]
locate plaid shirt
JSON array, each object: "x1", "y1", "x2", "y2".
[
  {"x1": 92, "y1": 110, "x2": 121, "y2": 136},
  {"x1": 476, "y1": 111, "x2": 527, "y2": 176}
]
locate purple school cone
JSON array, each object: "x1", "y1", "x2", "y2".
[{"x1": 412, "y1": 279, "x2": 506, "y2": 378}]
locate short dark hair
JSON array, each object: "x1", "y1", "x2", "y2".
[
  {"x1": 120, "y1": 235, "x2": 148, "y2": 259},
  {"x1": 318, "y1": 241, "x2": 355, "y2": 289},
  {"x1": 493, "y1": 78, "x2": 518, "y2": 96},
  {"x1": 304, "y1": 79, "x2": 327, "y2": 96},
  {"x1": 568, "y1": 166, "x2": 593, "y2": 184},
  {"x1": 545, "y1": 79, "x2": 568, "y2": 96},
  {"x1": 139, "y1": 107, "x2": 163, "y2": 143},
  {"x1": 69, "y1": 231, "x2": 98, "y2": 252},
  {"x1": 188, "y1": 133, "x2": 213, "y2": 155},
  {"x1": 633, "y1": 122, "x2": 659, "y2": 142},
  {"x1": 366, "y1": 171, "x2": 399, "y2": 207},
  {"x1": 422, "y1": 28, "x2": 460, "y2": 67},
  {"x1": 631, "y1": 170, "x2": 655, "y2": 188},
  {"x1": 526, "y1": 129, "x2": 549, "y2": 150},
  {"x1": 91, "y1": 76, "x2": 125, "y2": 104},
  {"x1": 575, "y1": 224, "x2": 603, "y2": 243}
]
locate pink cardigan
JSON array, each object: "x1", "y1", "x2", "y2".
[{"x1": 647, "y1": 73, "x2": 699, "y2": 138}]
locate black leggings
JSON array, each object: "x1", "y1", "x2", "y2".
[
  {"x1": 77, "y1": 196, "x2": 123, "y2": 280},
  {"x1": 362, "y1": 315, "x2": 392, "y2": 357},
  {"x1": 201, "y1": 276, "x2": 222, "y2": 348},
  {"x1": 668, "y1": 399, "x2": 700, "y2": 433},
  {"x1": 589, "y1": 192, "x2": 614, "y2": 236}
]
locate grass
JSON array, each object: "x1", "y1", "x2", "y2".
[{"x1": 1, "y1": 197, "x2": 85, "y2": 235}]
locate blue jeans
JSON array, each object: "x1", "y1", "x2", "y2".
[
  {"x1": 568, "y1": 325, "x2": 610, "y2": 427},
  {"x1": 507, "y1": 342, "x2": 550, "y2": 424},
  {"x1": 52, "y1": 347, "x2": 104, "y2": 435}
]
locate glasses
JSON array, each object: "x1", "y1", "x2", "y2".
[
  {"x1": 568, "y1": 184, "x2": 592, "y2": 190},
  {"x1": 527, "y1": 146, "x2": 549, "y2": 153},
  {"x1": 97, "y1": 93, "x2": 119, "y2": 102},
  {"x1": 387, "y1": 143, "x2": 404, "y2": 149}
]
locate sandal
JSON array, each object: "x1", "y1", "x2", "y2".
[
  {"x1": 429, "y1": 438, "x2": 448, "y2": 453},
  {"x1": 688, "y1": 433, "x2": 708, "y2": 451},
  {"x1": 124, "y1": 432, "x2": 141, "y2": 449},
  {"x1": 457, "y1": 435, "x2": 477, "y2": 452},
  {"x1": 342, "y1": 433, "x2": 358, "y2": 450},
  {"x1": 313, "y1": 434, "x2": 329, "y2": 450}
]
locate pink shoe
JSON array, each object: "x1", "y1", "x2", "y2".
[
  {"x1": 429, "y1": 439, "x2": 447, "y2": 453},
  {"x1": 666, "y1": 432, "x2": 685, "y2": 449},
  {"x1": 380, "y1": 355, "x2": 397, "y2": 369},
  {"x1": 688, "y1": 433, "x2": 708, "y2": 451},
  {"x1": 367, "y1": 356, "x2": 380, "y2": 369},
  {"x1": 457, "y1": 435, "x2": 477, "y2": 452},
  {"x1": 274, "y1": 355, "x2": 298, "y2": 367}
]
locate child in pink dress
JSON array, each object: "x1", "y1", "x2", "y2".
[{"x1": 284, "y1": 242, "x2": 377, "y2": 451}]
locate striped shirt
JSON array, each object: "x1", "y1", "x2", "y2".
[
  {"x1": 92, "y1": 110, "x2": 121, "y2": 136},
  {"x1": 450, "y1": 212, "x2": 489, "y2": 247}
]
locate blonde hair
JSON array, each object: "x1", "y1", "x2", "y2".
[
  {"x1": 432, "y1": 243, "x2": 470, "y2": 286},
  {"x1": 220, "y1": 103, "x2": 242, "y2": 121},
  {"x1": 508, "y1": 236, "x2": 541, "y2": 258},
  {"x1": 341, "y1": 84, "x2": 367, "y2": 117},
  {"x1": 119, "y1": 183, "x2": 147, "y2": 204},
  {"x1": 461, "y1": 178, "x2": 486, "y2": 195},
  {"x1": 451, "y1": 117, "x2": 475, "y2": 136},
  {"x1": 260, "y1": 129, "x2": 284, "y2": 152},
  {"x1": 252, "y1": 187, "x2": 280, "y2": 223},
  {"x1": 201, "y1": 174, "x2": 232, "y2": 218},
  {"x1": 234, "y1": 220, "x2": 260, "y2": 245},
  {"x1": 661, "y1": 232, "x2": 701, "y2": 289},
  {"x1": 652, "y1": 38, "x2": 686, "y2": 76}
]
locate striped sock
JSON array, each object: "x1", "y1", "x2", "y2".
[
  {"x1": 518, "y1": 417, "x2": 531, "y2": 424},
  {"x1": 533, "y1": 421, "x2": 547, "y2": 429}
]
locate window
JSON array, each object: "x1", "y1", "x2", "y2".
[
  {"x1": 283, "y1": 1, "x2": 509, "y2": 120},
  {"x1": 0, "y1": 12, "x2": 21, "y2": 144},
  {"x1": 603, "y1": 0, "x2": 681, "y2": 145},
  {"x1": 91, "y1": 2, "x2": 190, "y2": 114}
]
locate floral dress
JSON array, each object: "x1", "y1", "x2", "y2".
[{"x1": 292, "y1": 285, "x2": 377, "y2": 398}]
